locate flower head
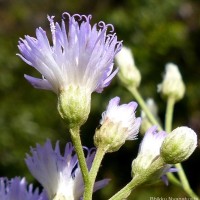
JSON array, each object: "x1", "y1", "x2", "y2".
[
  {"x1": 94, "y1": 96, "x2": 141, "y2": 152},
  {"x1": 18, "y1": 13, "x2": 122, "y2": 94},
  {"x1": 18, "y1": 13, "x2": 122, "y2": 127},
  {"x1": 0, "y1": 177, "x2": 47, "y2": 200},
  {"x1": 25, "y1": 140, "x2": 109, "y2": 200},
  {"x1": 132, "y1": 126, "x2": 176, "y2": 185}
]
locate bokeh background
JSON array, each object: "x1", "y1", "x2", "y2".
[{"x1": 0, "y1": 0, "x2": 200, "y2": 199}]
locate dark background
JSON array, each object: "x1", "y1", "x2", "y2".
[{"x1": 0, "y1": 0, "x2": 200, "y2": 199}]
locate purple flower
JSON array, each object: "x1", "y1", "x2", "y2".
[
  {"x1": 132, "y1": 126, "x2": 177, "y2": 185},
  {"x1": 25, "y1": 140, "x2": 109, "y2": 200},
  {"x1": 94, "y1": 97, "x2": 141, "y2": 152},
  {"x1": 0, "y1": 177, "x2": 47, "y2": 200},
  {"x1": 18, "y1": 13, "x2": 122, "y2": 94}
]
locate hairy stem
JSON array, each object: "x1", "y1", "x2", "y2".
[
  {"x1": 83, "y1": 147, "x2": 107, "y2": 200},
  {"x1": 70, "y1": 127, "x2": 89, "y2": 189},
  {"x1": 109, "y1": 158, "x2": 165, "y2": 200}
]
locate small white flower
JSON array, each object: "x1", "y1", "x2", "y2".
[
  {"x1": 132, "y1": 126, "x2": 176, "y2": 185},
  {"x1": 25, "y1": 140, "x2": 109, "y2": 200},
  {"x1": 134, "y1": 126, "x2": 167, "y2": 168},
  {"x1": 94, "y1": 97, "x2": 141, "y2": 152}
]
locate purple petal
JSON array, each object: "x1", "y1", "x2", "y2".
[{"x1": 24, "y1": 74, "x2": 54, "y2": 91}]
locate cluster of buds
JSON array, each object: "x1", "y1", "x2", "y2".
[{"x1": 131, "y1": 126, "x2": 197, "y2": 184}]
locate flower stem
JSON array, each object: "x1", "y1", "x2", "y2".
[
  {"x1": 175, "y1": 163, "x2": 199, "y2": 198},
  {"x1": 165, "y1": 97, "x2": 175, "y2": 133},
  {"x1": 84, "y1": 147, "x2": 107, "y2": 200},
  {"x1": 127, "y1": 86, "x2": 163, "y2": 130},
  {"x1": 108, "y1": 176, "x2": 140, "y2": 200},
  {"x1": 165, "y1": 97, "x2": 198, "y2": 199},
  {"x1": 109, "y1": 157, "x2": 165, "y2": 200},
  {"x1": 70, "y1": 127, "x2": 89, "y2": 185}
]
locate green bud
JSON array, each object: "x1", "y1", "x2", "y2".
[
  {"x1": 57, "y1": 85, "x2": 91, "y2": 128},
  {"x1": 157, "y1": 63, "x2": 185, "y2": 102},
  {"x1": 94, "y1": 120, "x2": 129, "y2": 153},
  {"x1": 161, "y1": 126, "x2": 197, "y2": 164},
  {"x1": 115, "y1": 46, "x2": 141, "y2": 88}
]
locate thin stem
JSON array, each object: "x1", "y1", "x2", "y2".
[
  {"x1": 165, "y1": 97, "x2": 198, "y2": 199},
  {"x1": 165, "y1": 97, "x2": 175, "y2": 133},
  {"x1": 84, "y1": 147, "x2": 107, "y2": 200},
  {"x1": 127, "y1": 86, "x2": 163, "y2": 130},
  {"x1": 175, "y1": 163, "x2": 199, "y2": 199},
  {"x1": 70, "y1": 127, "x2": 89, "y2": 185},
  {"x1": 109, "y1": 158, "x2": 165, "y2": 200},
  {"x1": 167, "y1": 173, "x2": 182, "y2": 187},
  {"x1": 108, "y1": 177, "x2": 140, "y2": 200}
]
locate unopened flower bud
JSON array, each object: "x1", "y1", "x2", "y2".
[
  {"x1": 161, "y1": 126, "x2": 197, "y2": 164},
  {"x1": 157, "y1": 63, "x2": 185, "y2": 101},
  {"x1": 57, "y1": 86, "x2": 91, "y2": 128},
  {"x1": 94, "y1": 97, "x2": 141, "y2": 153},
  {"x1": 115, "y1": 46, "x2": 141, "y2": 88}
]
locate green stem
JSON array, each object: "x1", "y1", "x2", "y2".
[
  {"x1": 108, "y1": 176, "x2": 140, "y2": 200},
  {"x1": 165, "y1": 97, "x2": 198, "y2": 199},
  {"x1": 109, "y1": 158, "x2": 165, "y2": 200},
  {"x1": 84, "y1": 147, "x2": 107, "y2": 200},
  {"x1": 175, "y1": 163, "x2": 199, "y2": 199},
  {"x1": 128, "y1": 86, "x2": 162, "y2": 130},
  {"x1": 70, "y1": 127, "x2": 89, "y2": 185},
  {"x1": 166, "y1": 173, "x2": 182, "y2": 187},
  {"x1": 165, "y1": 97, "x2": 175, "y2": 133}
]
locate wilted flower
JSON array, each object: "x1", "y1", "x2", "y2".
[
  {"x1": 132, "y1": 126, "x2": 176, "y2": 185},
  {"x1": 0, "y1": 177, "x2": 47, "y2": 200},
  {"x1": 161, "y1": 126, "x2": 197, "y2": 164},
  {"x1": 18, "y1": 13, "x2": 122, "y2": 127},
  {"x1": 94, "y1": 96, "x2": 141, "y2": 152},
  {"x1": 157, "y1": 63, "x2": 185, "y2": 102},
  {"x1": 25, "y1": 140, "x2": 109, "y2": 200}
]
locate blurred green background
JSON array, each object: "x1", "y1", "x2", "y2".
[{"x1": 0, "y1": 0, "x2": 200, "y2": 199}]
